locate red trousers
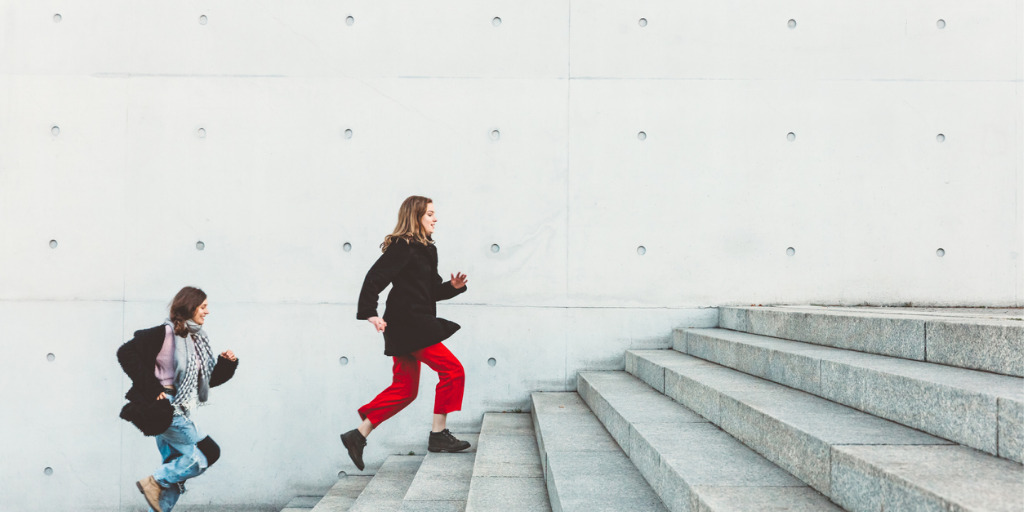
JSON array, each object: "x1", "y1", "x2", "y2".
[{"x1": 358, "y1": 343, "x2": 465, "y2": 426}]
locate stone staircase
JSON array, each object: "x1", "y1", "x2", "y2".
[
  {"x1": 285, "y1": 306, "x2": 1023, "y2": 512},
  {"x1": 281, "y1": 414, "x2": 548, "y2": 512},
  {"x1": 533, "y1": 306, "x2": 1023, "y2": 511}
]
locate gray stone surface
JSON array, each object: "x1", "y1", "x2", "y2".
[
  {"x1": 465, "y1": 477, "x2": 551, "y2": 512},
  {"x1": 400, "y1": 501, "x2": 465, "y2": 512},
  {"x1": 831, "y1": 445, "x2": 1024, "y2": 512},
  {"x1": 926, "y1": 319, "x2": 1024, "y2": 377},
  {"x1": 310, "y1": 476, "x2": 373, "y2": 512},
  {"x1": 533, "y1": 392, "x2": 666, "y2": 511},
  {"x1": 480, "y1": 412, "x2": 534, "y2": 436},
  {"x1": 471, "y1": 433, "x2": 544, "y2": 478},
  {"x1": 627, "y1": 349, "x2": 693, "y2": 393},
  {"x1": 284, "y1": 496, "x2": 322, "y2": 509},
  {"x1": 717, "y1": 307, "x2": 748, "y2": 332},
  {"x1": 349, "y1": 455, "x2": 424, "y2": 512},
  {"x1": 683, "y1": 328, "x2": 826, "y2": 394},
  {"x1": 679, "y1": 326, "x2": 1024, "y2": 460},
  {"x1": 466, "y1": 413, "x2": 549, "y2": 512},
  {"x1": 729, "y1": 307, "x2": 927, "y2": 360},
  {"x1": 1000, "y1": 398, "x2": 1024, "y2": 464},
  {"x1": 402, "y1": 449, "x2": 476, "y2": 502},
  {"x1": 639, "y1": 351, "x2": 957, "y2": 498},
  {"x1": 692, "y1": 486, "x2": 843, "y2": 512},
  {"x1": 821, "y1": 359, "x2": 1003, "y2": 455},
  {"x1": 545, "y1": 450, "x2": 667, "y2": 512},
  {"x1": 530, "y1": 393, "x2": 620, "y2": 455},
  {"x1": 579, "y1": 370, "x2": 838, "y2": 512}
]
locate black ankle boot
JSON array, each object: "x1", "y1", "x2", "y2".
[
  {"x1": 428, "y1": 429, "x2": 471, "y2": 453},
  {"x1": 340, "y1": 429, "x2": 367, "y2": 470}
]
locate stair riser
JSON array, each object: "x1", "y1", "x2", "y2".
[
  {"x1": 1002, "y1": 399, "x2": 1024, "y2": 464},
  {"x1": 684, "y1": 330, "x2": 1020, "y2": 461}
]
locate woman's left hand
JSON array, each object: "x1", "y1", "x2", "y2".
[
  {"x1": 221, "y1": 350, "x2": 237, "y2": 361},
  {"x1": 450, "y1": 272, "x2": 468, "y2": 289}
]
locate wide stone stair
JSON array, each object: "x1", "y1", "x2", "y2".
[
  {"x1": 287, "y1": 306, "x2": 1023, "y2": 512},
  {"x1": 532, "y1": 306, "x2": 1023, "y2": 511}
]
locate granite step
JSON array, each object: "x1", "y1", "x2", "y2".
[
  {"x1": 676, "y1": 327, "x2": 1024, "y2": 463},
  {"x1": 576, "y1": 371, "x2": 842, "y2": 511},
  {"x1": 627, "y1": 349, "x2": 1024, "y2": 512},
  {"x1": 283, "y1": 495, "x2": 325, "y2": 512},
  {"x1": 399, "y1": 433, "x2": 479, "y2": 512},
  {"x1": 465, "y1": 413, "x2": 550, "y2": 512},
  {"x1": 310, "y1": 476, "x2": 373, "y2": 512},
  {"x1": 531, "y1": 392, "x2": 667, "y2": 512},
  {"x1": 349, "y1": 455, "x2": 424, "y2": 512},
  {"x1": 718, "y1": 306, "x2": 1024, "y2": 377}
]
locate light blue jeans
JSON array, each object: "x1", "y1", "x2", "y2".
[{"x1": 151, "y1": 397, "x2": 208, "y2": 512}]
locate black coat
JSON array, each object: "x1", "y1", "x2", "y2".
[
  {"x1": 117, "y1": 325, "x2": 238, "y2": 435},
  {"x1": 357, "y1": 238, "x2": 467, "y2": 356}
]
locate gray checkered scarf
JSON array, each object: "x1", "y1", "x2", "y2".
[{"x1": 166, "y1": 320, "x2": 216, "y2": 414}]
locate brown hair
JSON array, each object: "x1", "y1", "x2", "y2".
[
  {"x1": 169, "y1": 286, "x2": 207, "y2": 337},
  {"x1": 381, "y1": 195, "x2": 434, "y2": 252}
]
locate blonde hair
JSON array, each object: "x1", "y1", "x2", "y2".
[{"x1": 381, "y1": 195, "x2": 434, "y2": 252}]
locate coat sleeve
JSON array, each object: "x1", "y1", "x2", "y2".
[
  {"x1": 357, "y1": 240, "x2": 413, "y2": 319},
  {"x1": 209, "y1": 356, "x2": 238, "y2": 387},
  {"x1": 116, "y1": 331, "x2": 165, "y2": 402},
  {"x1": 432, "y1": 274, "x2": 467, "y2": 302}
]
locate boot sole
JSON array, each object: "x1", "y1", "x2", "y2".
[{"x1": 428, "y1": 444, "x2": 471, "y2": 453}]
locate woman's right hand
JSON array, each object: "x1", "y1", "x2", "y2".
[
  {"x1": 156, "y1": 392, "x2": 167, "y2": 401},
  {"x1": 368, "y1": 316, "x2": 387, "y2": 333}
]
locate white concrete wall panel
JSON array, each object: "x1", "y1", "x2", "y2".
[
  {"x1": 568, "y1": 79, "x2": 1020, "y2": 306},
  {"x1": 0, "y1": 76, "x2": 128, "y2": 301},
  {"x1": 1, "y1": 0, "x2": 1021, "y2": 509},
  {"x1": 570, "y1": 0, "x2": 1021, "y2": 81}
]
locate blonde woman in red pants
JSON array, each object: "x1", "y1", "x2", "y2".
[{"x1": 341, "y1": 195, "x2": 470, "y2": 470}]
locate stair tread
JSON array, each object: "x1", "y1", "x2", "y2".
[
  {"x1": 400, "y1": 434, "x2": 478, "y2": 511},
  {"x1": 349, "y1": 455, "x2": 424, "y2": 512},
  {"x1": 466, "y1": 413, "x2": 549, "y2": 512},
  {"x1": 307, "y1": 476, "x2": 372, "y2": 512}
]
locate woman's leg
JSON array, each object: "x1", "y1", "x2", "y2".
[
  {"x1": 343, "y1": 355, "x2": 421, "y2": 470},
  {"x1": 411, "y1": 343, "x2": 470, "y2": 453},
  {"x1": 411, "y1": 343, "x2": 465, "y2": 426},
  {"x1": 144, "y1": 415, "x2": 207, "y2": 511},
  {"x1": 153, "y1": 415, "x2": 208, "y2": 487},
  {"x1": 356, "y1": 354, "x2": 421, "y2": 428}
]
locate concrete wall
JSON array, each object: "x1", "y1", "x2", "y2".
[{"x1": 0, "y1": 1, "x2": 1020, "y2": 510}]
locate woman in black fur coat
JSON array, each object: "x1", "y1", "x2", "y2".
[{"x1": 117, "y1": 286, "x2": 238, "y2": 512}]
